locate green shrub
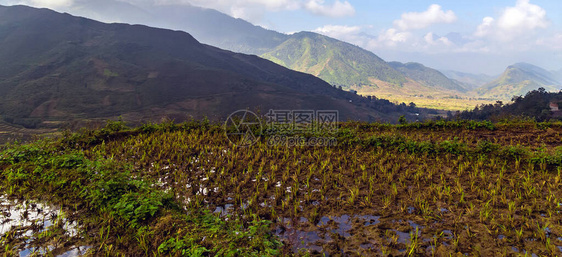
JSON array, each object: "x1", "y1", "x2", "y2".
[
  {"x1": 500, "y1": 145, "x2": 529, "y2": 159},
  {"x1": 476, "y1": 140, "x2": 499, "y2": 154}
]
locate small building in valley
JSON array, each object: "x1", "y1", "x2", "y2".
[{"x1": 550, "y1": 102, "x2": 559, "y2": 111}]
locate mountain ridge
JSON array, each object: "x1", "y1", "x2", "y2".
[
  {"x1": 0, "y1": 4, "x2": 418, "y2": 127},
  {"x1": 4, "y1": 2, "x2": 558, "y2": 107},
  {"x1": 388, "y1": 62, "x2": 466, "y2": 92},
  {"x1": 260, "y1": 31, "x2": 408, "y2": 88},
  {"x1": 56, "y1": 0, "x2": 288, "y2": 55},
  {"x1": 25, "y1": 1, "x2": 466, "y2": 94},
  {"x1": 477, "y1": 62, "x2": 561, "y2": 100}
]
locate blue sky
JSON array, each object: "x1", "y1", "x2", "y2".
[
  {"x1": 1, "y1": 0, "x2": 561, "y2": 74},
  {"x1": 267, "y1": 1, "x2": 561, "y2": 32}
]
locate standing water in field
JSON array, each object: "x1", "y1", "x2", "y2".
[{"x1": 0, "y1": 195, "x2": 90, "y2": 256}]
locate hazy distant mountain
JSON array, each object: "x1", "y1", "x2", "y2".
[
  {"x1": 0, "y1": 5, "x2": 413, "y2": 127},
  {"x1": 477, "y1": 63, "x2": 562, "y2": 100},
  {"x1": 443, "y1": 32, "x2": 471, "y2": 46},
  {"x1": 66, "y1": 0, "x2": 288, "y2": 55},
  {"x1": 148, "y1": 4, "x2": 288, "y2": 55},
  {"x1": 440, "y1": 70, "x2": 495, "y2": 90},
  {"x1": 66, "y1": 0, "x2": 151, "y2": 24},
  {"x1": 261, "y1": 32, "x2": 407, "y2": 88},
  {"x1": 388, "y1": 62, "x2": 466, "y2": 92},
  {"x1": 553, "y1": 69, "x2": 562, "y2": 83}
]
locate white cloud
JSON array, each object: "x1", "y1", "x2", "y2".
[
  {"x1": 314, "y1": 24, "x2": 415, "y2": 49},
  {"x1": 314, "y1": 24, "x2": 368, "y2": 47},
  {"x1": 314, "y1": 24, "x2": 361, "y2": 38},
  {"x1": 424, "y1": 32, "x2": 452, "y2": 46},
  {"x1": 155, "y1": 0, "x2": 298, "y2": 22},
  {"x1": 474, "y1": 0, "x2": 549, "y2": 41},
  {"x1": 536, "y1": 33, "x2": 562, "y2": 50},
  {"x1": 379, "y1": 28, "x2": 412, "y2": 46},
  {"x1": 154, "y1": 0, "x2": 353, "y2": 22},
  {"x1": 393, "y1": 4, "x2": 457, "y2": 31},
  {"x1": 474, "y1": 16, "x2": 494, "y2": 38},
  {"x1": 314, "y1": 24, "x2": 459, "y2": 52},
  {"x1": 246, "y1": 0, "x2": 301, "y2": 10},
  {"x1": 1, "y1": 0, "x2": 73, "y2": 8},
  {"x1": 304, "y1": 0, "x2": 354, "y2": 18},
  {"x1": 497, "y1": 0, "x2": 548, "y2": 31},
  {"x1": 352, "y1": 4, "x2": 457, "y2": 50},
  {"x1": 221, "y1": 0, "x2": 301, "y2": 12}
]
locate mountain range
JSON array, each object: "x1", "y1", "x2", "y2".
[
  {"x1": 53, "y1": 0, "x2": 466, "y2": 93},
  {"x1": 62, "y1": 0, "x2": 562, "y2": 101},
  {"x1": 44, "y1": 0, "x2": 562, "y2": 102},
  {"x1": 1, "y1": 2, "x2": 560, "y2": 127},
  {"x1": 0, "y1": 4, "x2": 420, "y2": 127}
]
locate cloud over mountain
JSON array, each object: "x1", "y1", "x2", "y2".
[
  {"x1": 1, "y1": 0, "x2": 73, "y2": 8},
  {"x1": 474, "y1": 0, "x2": 549, "y2": 41},
  {"x1": 314, "y1": 4, "x2": 458, "y2": 51},
  {"x1": 304, "y1": 0, "x2": 354, "y2": 18},
  {"x1": 158, "y1": 0, "x2": 355, "y2": 21}
]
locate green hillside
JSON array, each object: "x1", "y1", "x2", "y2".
[
  {"x1": 261, "y1": 32, "x2": 407, "y2": 88},
  {"x1": 477, "y1": 63, "x2": 561, "y2": 100},
  {"x1": 388, "y1": 62, "x2": 466, "y2": 92}
]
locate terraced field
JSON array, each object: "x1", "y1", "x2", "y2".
[
  {"x1": 0, "y1": 122, "x2": 59, "y2": 145},
  {"x1": 1, "y1": 120, "x2": 562, "y2": 256}
]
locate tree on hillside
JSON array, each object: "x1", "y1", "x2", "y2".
[{"x1": 457, "y1": 88, "x2": 562, "y2": 121}]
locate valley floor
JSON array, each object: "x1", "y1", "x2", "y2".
[
  {"x1": 376, "y1": 94, "x2": 495, "y2": 111},
  {"x1": 353, "y1": 82, "x2": 496, "y2": 111}
]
